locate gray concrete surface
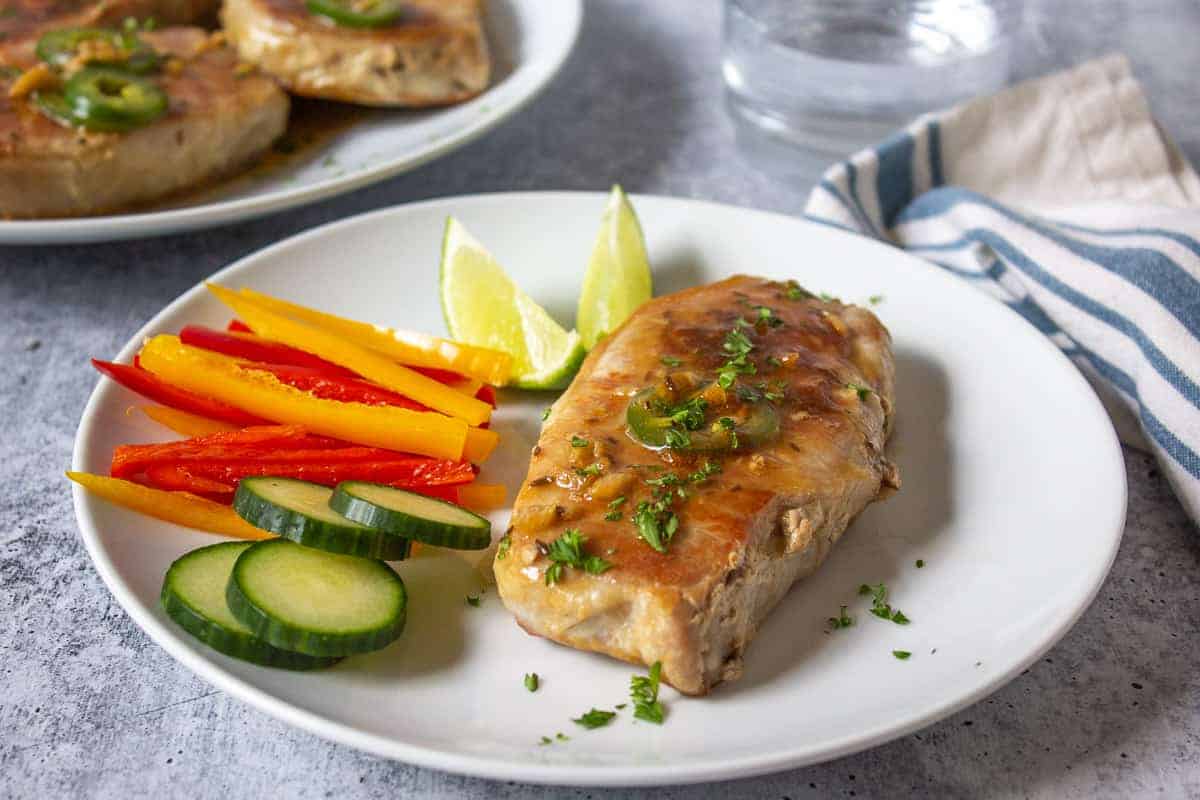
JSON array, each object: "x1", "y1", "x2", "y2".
[{"x1": 2, "y1": 1, "x2": 1199, "y2": 797}]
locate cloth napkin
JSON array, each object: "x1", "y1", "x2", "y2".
[{"x1": 804, "y1": 54, "x2": 1200, "y2": 523}]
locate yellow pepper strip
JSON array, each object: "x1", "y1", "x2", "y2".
[
  {"x1": 208, "y1": 284, "x2": 491, "y2": 426},
  {"x1": 456, "y1": 483, "x2": 507, "y2": 511},
  {"x1": 66, "y1": 472, "x2": 271, "y2": 541},
  {"x1": 237, "y1": 287, "x2": 513, "y2": 386},
  {"x1": 463, "y1": 426, "x2": 499, "y2": 463},
  {"x1": 141, "y1": 405, "x2": 240, "y2": 437},
  {"x1": 139, "y1": 335, "x2": 468, "y2": 461}
]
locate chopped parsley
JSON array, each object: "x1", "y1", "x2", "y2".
[
  {"x1": 859, "y1": 583, "x2": 911, "y2": 625},
  {"x1": 604, "y1": 510, "x2": 623, "y2": 521},
  {"x1": 893, "y1": 650, "x2": 912, "y2": 660},
  {"x1": 570, "y1": 435, "x2": 589, "y2": 448},
  {"x1": 869, "y1": 294, "x2": 885, "y2": 305},
  {"x1": 542, "y1": 407, "x2": 552, "y2": 421},
  {"x1": 766, "y1": 355, "x2": 783, "y2": 368},
  {"x1": 846, "y1": 382, "x2": 873, "y2": 401},
  {"x1": 556, "y1": 732, "x2": 569, "y2": 741},
  {"x1": 608, "y1": 496, "x2": 627, "y2": 509},
  {"x1": 688, "y1": 460, "x2": 721, "y2": 483},
  {"x1": 633, "y1": 498, "x2": 679, "y2": 554},
  {"x1": 716, "y1": 326, "x2": 758, "y2": 389},
  {"x1": 661, "y1": 355, "x2": 682, "y2": 367},
  {"x1": 755, "y1": 306, "x2": 784, "y2": 328},
  {"x1": 496, "y1": 533, "x2": 512, "y2": 560},
  {"x1": 615, "y1": 703, "x2": 627, "y2": 710},
  {"x1": 915, "y1": 559, "x2": 925, "y2": 568},
  {"x1": 605, "y1": 495, "x2": 627, "y2": 521},
  {"x1": 784, "y1": 280, "x2": 813, "y2": 301},
  {"x1": 630, "y1": 661, "x2": 665, "y2": 724},
  {"x1": 819, "y1": 292, "x2": 837, "y2": 302},
  {"x1": 544, "y1": 529, "x2": 613, "y2": 586},
  {"x1": 828, "y1": 605, "x2": 854, "y2": 629},
  {"x1": 663, "y1": 427, "x2": 691, "y2": 449},
  {"x1": 524, "y1": 672, "x2": 539, "y2": 692},
  {"x1": 717, "y1": 416, "x2": 739, "y2": 449},
  {"x1": 572, "y1": 708, "x2": 617, "y2": 729},
  {"x1": 466, "y1": 594, "x2": 481, "y2": 607},
  {"x1": 539, "y1": 736, "x2": 552, "y2": 745},
  {"x1": 575, "y1": 463, "x2": 603, "y2": 478}
]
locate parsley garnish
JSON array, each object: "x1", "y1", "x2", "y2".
[
  {"x1": 784, "y1": 280, "x2": 813, "y2": 301},
  {"x1": 869, "y1": 294, "x2": 884, "y2": 305},
  {"x1": 542, "y1": 407, "x2": 551, "y2": 421},
  {"x1": 859, "y1": 583, "x2": 910, "y2": 625},
  {"x1": 615, "y1": 703, "x2": 627, "y2": 710},
  {"x1": 828, "y1": 605, "x2": 854, "y2": 629},
  {"x1": 539, "y1": 736, "x2": 552, "y2": 745},
  {"x1": 556, "y1": 732, "x2": 569, "y2": 741},
  {"x1": 630, "y1": 661, "x2": 665, "y2": 724},
  {"x1": 466, "y1": 594, "x2": 481, "y2": 607},
  {"x1": 893, "y1": 650, "x2": 912, "y2": 660},
  {"x1": 605, "y1": 495, "x2": 626, "y2": 521},
  {"x1": 663, "y1": 427, "x2": 691, "y2": 449},
  {"x1": 755, "y1": 306, "x2": 784, "y2": 328},
  {"x1": 572, "y1": 708, "x2": 617, "y2": 729},
  {"x1": 524, "y1": 673, "x2": 539, "y2": 692},
  {"x1": 688, "y1": 460, "x2": 721, "y2": 483},
  {"x1": 717, "y1": 416, "x2": 739, "y2": 449},
  {"x1": 544, "y1": 529, "x2": 612, "y2": 585},
  {"x1": 847, "y1": 382, "x2": 873, "y2": 401},
  {"x1": 716, "y1": 326, "x2": 758, "y2": 389},
  {"x1": 766, "y1": 355, "x2": 783, "y2": 368},
  {"x1": 916, "y1": 559, "x2": 925, "y2": 568},
  {"x1": 819, "y1": 292, "x2": 837, "y2": 302},
  {"x1": 575, "y1": 463, "x2": 603, "y2": 478},
  {"x1": 608, "y1": 496, "x2": 627, "y2": 509},
  {"x1": 661, "y1": 355, "x2": 682, "y2": 367},
  {"x1": 604, "y1": 510, "x2": 622, "y2": 521},
  {"x1": 570, "y1": 435, "x2": 589, "y2": 448},
  {"x1": 496, "y1": 533, "x2": 512, "y2": 560}
]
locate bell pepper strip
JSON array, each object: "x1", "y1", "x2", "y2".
[
  {"x1": 138, "y1": 336, "x2": 468, "y2": 461},
  {"x1": 207, "y1": 284, "x2": 491, "y2": 426},
  {"x1": 235, "y1": 286, "x2": 513, "y2": 386},
  {"x1": 179, "y1": 325, "x2": 360, "y2": 379},
  {"x1": 476, "y1": 384, "x2": 497, "y2": 407},
  {"x1": 140, "y1": 405, "x2": 240, "y2": 437},
  {"x1": 456, "y1": 483, "x2": 506, "y2": 511},
  {"x1": 92, "y1": 358, "x2": 268, "y2": 426},
  {"x1": 66, "y1": 471, "x2": 271, "y2": 541},
  {"x1": 239, "y1": 363, "x2": 430, "y2": 410},
  {"x1": 142, "y1": 465, "x2": 237, "y2": 503},
  {"x1": 463, "y1": 426, "x2": 499, "y2": 464},
  {"x1": 111, "y1": 424, "x2": 321, "y2": 477},
  {"x1": 177, "y1": 457, "x2": 476, "y2": 487}
]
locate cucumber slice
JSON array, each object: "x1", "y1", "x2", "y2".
[
  {"x1": 227, "y1": 539, "x2": 407, "y2": 657},
  {"x1": 160, "y1": 542, "x2": 339, "y2": 670},
  {"x1": 233, "y1": 476, "x2": 412, "y2": 560},
  {"x1": 330, "y1": 481, "x2": 492, "y2": 550}
]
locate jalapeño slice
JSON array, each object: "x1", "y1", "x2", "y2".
[
  {"x1": 626, "y1": 386, "x2": 780, "y2": 452},
  {"x1": 305, "y1": 0, "x2": 404, "y2": 28},
  {"x1": 64, "y1": 67, "x2": 167, "y2": 132},
  {"x1": 36, "y1": 27, "x2": 160, "y2": 74}
]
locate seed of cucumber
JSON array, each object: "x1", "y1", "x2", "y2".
[
  {"x1": 233, "y1": 476, "x2": 412, "y2": 560},
  {"x1": 330, "y1": 481, "x2": 492, "y2": 550},
  {"x1": 226, "y1": 539, "x2": 407, "y2": 657},
  {"x1": 160, "y1": 542, "x2": 339, "y2": 670}
]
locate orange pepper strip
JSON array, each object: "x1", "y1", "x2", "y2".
[
  {"x1": 237, "y1": 287, "x2": 513, "y2": 387},
  {"x1": 463, "y1": 426, "x2": 499, "y2": 463},
  {"x1": 141, "y1": 405, "x2": 240, "y2": 437},
  {"x1": 456, "y1": 483, "x2": 507, "y2": 511},
  {"x1": 66, "y1": 472, "x2": 271, "y2": 540},
  {"x1": 138, "y1": 335, "x2": 468, "y2": 461},
  {"x1": 208, "y1": 285, "x2": 491, "y2": 426}
]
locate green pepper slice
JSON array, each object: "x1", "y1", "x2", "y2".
[
  {"x1": 63, "y1": 67, "x2": 167, "y2": 132},
  {"x1": 31, "y1": 90, "x2": 78, "y2": 128},
  {"x1": 626, "y1": 387, "x2": 780, "y2": 452},
  {"x1": 305, "y1": 0, "x2": 404, "y2": 28},
  {"x1": 36, "y1": 27, "x2": 160, "y2": 74}
]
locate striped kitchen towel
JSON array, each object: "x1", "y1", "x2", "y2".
[{"x1": 805, "y1": 54, "x2": 1200, "y2": 523}]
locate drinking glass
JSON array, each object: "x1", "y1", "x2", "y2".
[{"x1": 723, "y1": 0, "x2": 1024, "y2": 155}]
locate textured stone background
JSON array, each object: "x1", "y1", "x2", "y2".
[{"x1": 3, "y1": 1, "x2": 1199, "y2": 798}]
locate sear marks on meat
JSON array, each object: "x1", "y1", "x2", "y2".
[
  {"x1": 221, "y1": 0, "x2": 489, "y2": 107},
  {"x1": 0, "y1": 27, "x2": 288, "y2": 218},
  {"x1": 494, "y1": 275, "x2": 900, "y2": 695},
  {"x1": 0, "y1": 0, "x2": 219, "y2": 43}
]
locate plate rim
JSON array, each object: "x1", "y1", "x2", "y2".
[
  {"x1": 70, "y1": 191, "x2": 1128, "y2": 786},
  {"x1": 0, "y1": 0, "x2": 583, "y2": 246}
]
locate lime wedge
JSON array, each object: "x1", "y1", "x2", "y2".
[
  {"x1": 440, "y1": 217, "x2": 585, "y2": 390},
  {"x1": 577, "y1": 185, "x2": 652, "y2": 350}
]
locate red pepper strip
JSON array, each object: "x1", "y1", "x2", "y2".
[
  {"x1": 178, "y1": 456, "x2": 476, "y2": 487},
  {"x1": 142, "y1": 465, "x2": 237, "y2": 503},
  {"x1": 405, "y1": 484, "x2": 461, "y2": 503},
  {"x1": 475, "y1": 384, "x2": 496, "y2": 407},
  {"x1": 225, "y1": 319, "x2": 469, "y2": 386},
  {"x1": 111, "y1": 425, "x2": 325, "y2": 478},
  {"x1": 180, "y1": 325, "x2": 359, "y2": 379},
  {"x1": 92, "y1": 359, "x2": 268, "y2": 426},
  {"x1": 239, "y1": 363, "x2": 430, "y2": 411}
]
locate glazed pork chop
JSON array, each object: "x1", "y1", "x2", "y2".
[
  {"x1": 0, "y1": 0, "x2": 218, "y2": 42},
  {"x1": 494, "y1": 276, "x2": 900, "y2": 695},
  {"x1": 0, "y1": 27, "x2": 288, "y2": 217},
  {"x1": 221, "y1": 0, "x2": 489, "y2": 107}
]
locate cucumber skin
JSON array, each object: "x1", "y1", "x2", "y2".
[
  {"x1": 160, "y1": 544, "x2": 340, "y2": 670},
  {"x1": 226, "y1": 541, "x2": 407, "y2": 658},
  {"x1": 330, "y1": 483, "x2": 491, "y2": 551},
  {"x1": 233, "y1": 479, "x2": 413, "y2": 561}
]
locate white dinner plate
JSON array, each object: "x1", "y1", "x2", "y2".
[
  {"x1": 1, "y1": 2, "x2": 580, "y2": 245},
  {"x1": 71, "y1": 192, "x2": 1127, "y2": 786}
]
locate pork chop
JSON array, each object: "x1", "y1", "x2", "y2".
[
  {"x1": 0, "y1": 26, "x2": 288, "y2": 217},
  {"x1": 221, "y1": 0, "x2": 489, "y2": 107},
  {"x1": 494, "y1": 275, "x2": 900, "y2": 695},
  {"x1": 0, "y1": 0, "x2": 218, "y2": 42}
]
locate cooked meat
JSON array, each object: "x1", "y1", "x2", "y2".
[
  {"x1": 0, "y1": 27, "x2": 288, "y2": 218},
  {"x1": 0, "y1": 0, "x2": 218, "y2": 42},
  {"x1": 494, "y1": 276, "x2": 900, "y2": 695},
  {"x1": 221, "y1": 0, "x2": 489, "y2": 107}
]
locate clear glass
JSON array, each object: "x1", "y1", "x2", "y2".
[{"x1": 723, "y1": 0, "x2": 1024, "y2": 156}]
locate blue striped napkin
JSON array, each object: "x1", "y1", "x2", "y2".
[{"x1": 805, "y1": 55, "x2": 1200, "y2": 523}]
